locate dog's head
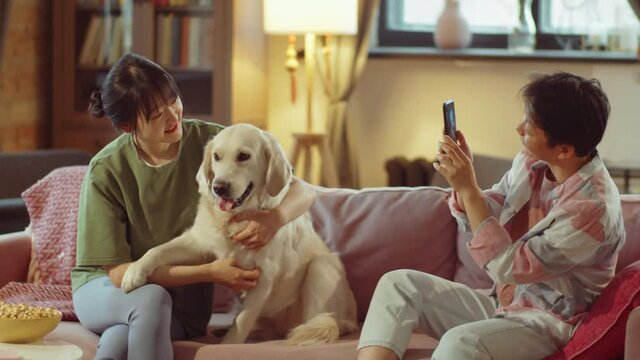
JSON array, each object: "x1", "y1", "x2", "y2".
[{"x1": 196, "y1": 124, "x2": 293, "y2": 212}]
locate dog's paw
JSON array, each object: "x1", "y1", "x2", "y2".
[{"x1": 121, "y1": 262, "x2": 151, "y2": 293}]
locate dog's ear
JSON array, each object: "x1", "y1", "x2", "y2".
[
  {"x1": 196, "y1": 139, "x2": 215, "y2": 193},
  {"x1": 263, "y1": 131, "x2": 292, "y2": 197}
]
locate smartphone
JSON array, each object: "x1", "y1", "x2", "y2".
[{"x1": 443, "y1": 100, "x2": 457, "y2": 142}]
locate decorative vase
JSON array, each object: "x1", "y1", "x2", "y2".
[
  {"x1": 508, "y1": 0, "x2": 536, "y2": 52},
  {"x1": 434, "y1": 0, "x2": 472, "y2": 49}
]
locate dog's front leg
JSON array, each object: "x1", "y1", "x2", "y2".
[
  {"x1": 121, "y1": 231, "x2": 210, "y2": 293},
  {"x1": 222, "y1": 279, "x2": 273, "y2": 344}
]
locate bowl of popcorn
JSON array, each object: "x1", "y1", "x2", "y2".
[{"x1": 0, "y1": 302, "x2": 62, "y2": 343}]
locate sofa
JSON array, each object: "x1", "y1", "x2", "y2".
[
  {"x1": 1, "y1": 166, "x2": 640, "y2": 360},
  {"x1": 384, "y1": 154, "x2": 513, "y2": 190},
  {"x1": 0, "y1": 149, "x2": 91, "y2": 234}
]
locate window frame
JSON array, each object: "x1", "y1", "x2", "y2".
[{"x1": 376, "y1": 0, "x2": 585, "y2": 51}]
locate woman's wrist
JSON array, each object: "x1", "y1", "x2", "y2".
[
  {"x1": 457, "y1": 185, "x2": 483, "y2": 206},
  {"x1": 203, "y1": 262, "x2": 220, "y2": 283},
  {"x1": 271, "y1": 207, "x2": 287, "y2": 228}
]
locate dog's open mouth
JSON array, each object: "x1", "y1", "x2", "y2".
[{"x1": 218, "y1": 182, "x2": 253, "y2": 212}]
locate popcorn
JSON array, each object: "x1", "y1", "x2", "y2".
[{"x1": 0, "y1": 302, "x2": 59, "y2": 320}]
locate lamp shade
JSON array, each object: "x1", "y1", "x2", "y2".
[{"x1": 263, "y1": 0, "x2": 357, "y2": 35}]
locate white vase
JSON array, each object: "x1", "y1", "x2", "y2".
[{"x1": 434, "y1": 0, "x2": 472, "y2": 49}]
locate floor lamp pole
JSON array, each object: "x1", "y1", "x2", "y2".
[
  {"x1": 304, "y1": 33, "x2": 315, "y2": 133},
  {"x1": 289, "y1": 33, "x2": 339, "y2": 187}
]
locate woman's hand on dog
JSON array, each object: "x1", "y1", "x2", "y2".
[
  {"x1": 230, "y1": 209, "x2": 284, "y2": 251},
  {"x1": 208, "y1": 258, "x2": 260, "y2": 292}
]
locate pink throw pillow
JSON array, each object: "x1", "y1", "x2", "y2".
[
  {"x1": 546, "y1": 260, "x2": 640, "y2": 360},
  {"x1": 0, "y1": 281, "x2": 77, "y2": 321},
  {"x1": 21, "y1": 166, "x2": 87, "y2": 286}
]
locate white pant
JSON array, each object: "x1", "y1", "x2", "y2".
[{"x1": 357, "y1": 270, "x2": 559, "y2": 360}]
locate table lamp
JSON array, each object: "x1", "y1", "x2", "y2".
[{"x1": 264, "y1": 0, "x2": 357, "y2": 187}]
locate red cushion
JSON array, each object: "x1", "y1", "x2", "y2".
[
  {"x1": 546, "y1": 260, "x2": 640, "y2": 360},
  {"x1": 21, "y1": 166, "x2": 87, "y2": 286}
]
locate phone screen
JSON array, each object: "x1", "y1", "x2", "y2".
[{"x1": 443, "y1": 100, "x2": 457, "y2": 142}]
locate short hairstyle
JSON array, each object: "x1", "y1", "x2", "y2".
[
  {"x1": 88, "y1": 53, "x2": 182, "y2": 131},
  {"x1": 520, "y1": 72, "x2": 610, "y2": 157}
]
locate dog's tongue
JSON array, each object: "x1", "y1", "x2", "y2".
[{"x1": 219, "y1": 198, "x2": 235, "y2": 212}]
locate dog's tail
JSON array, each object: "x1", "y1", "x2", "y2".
[{"x1": 286, "y1": 313, "x2": 359, "y2": 346}]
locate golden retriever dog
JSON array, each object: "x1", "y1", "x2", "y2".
[{"x1": 121, "y1": 124, "x2": 358, "y2": 345}]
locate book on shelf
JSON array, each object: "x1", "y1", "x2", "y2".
[
  {"x1": 154, "y1": 0, "x2": 212, "y2": 6},
  {"x1": 200, "y1": 17, "x2": 214, "y2": 69},
  {"x1": 187, "y1": 16, "x2": 201, "y2": 68},
  {"x1": 107, "y1": 16, "x2": 124, "y2": 64},
  {"x1": 156, "y1": 13, "x2": 173, "y2": 66},
  {"x1": 78, "y1": 14, "x2": 124, "y2": 67},
  {"x1": 77, "y1": 0, "x2": 128, "y2": 8},
  {"x1": 180, "y1": 16, "x2": 190, "y2": 67},
  {"x1": 170, "y1": 14, "x2": 181, "y2": 66},
  {"x1": 78, "y1": 15, "x2": 103, "y2": 66},
  {"x1": 155, "y1": 13, "x2": 213, "y2": 69}
]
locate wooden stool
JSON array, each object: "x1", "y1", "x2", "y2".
[{"x1": 289, "y1": 133, "x2": 339, "y2": 188}]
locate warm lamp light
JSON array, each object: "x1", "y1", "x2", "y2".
[
  {"x1": 263, "y1": 0, "x2": 357, "y2": 133},
  {"x1": 263, "y1": 0, "x2": 357, "y2": 187},
  {"x1": 264, "y1": 0, "x2": 357, "y2": 35}
]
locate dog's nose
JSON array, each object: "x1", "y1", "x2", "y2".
[{"x1": 213, "y1": 181, "x2": 230, "y2": 197}]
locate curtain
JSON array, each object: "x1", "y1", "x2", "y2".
[
  {"x1": 0, "y1": 0, "x2": 10, "y2": 68},
  {"x1": 317, "y1": 0, "x2": 380, "y2": 188},
  {"x1": 629, "y1": 0, "x2": 640, "y2": 20}
]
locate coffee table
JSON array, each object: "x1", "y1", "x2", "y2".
[{"x1": 0, "y1": 339, "x2": 82, "y2": 360}]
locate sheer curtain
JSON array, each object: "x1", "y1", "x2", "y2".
[{"x1": 317, "y1": 0, "x2": 379, "y2": 188}]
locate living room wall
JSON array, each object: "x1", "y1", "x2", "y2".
[
  {"x1": 0, "y1": 0, "x2": 50, "y2": 151},
  {"x1": 349, "y1": 59, "x2": 640, "y2": 187},
  {"x1": 265, "y1": 35, "x2": 640, "y2": 188}
]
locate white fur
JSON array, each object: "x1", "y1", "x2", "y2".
[{"x1": 121, "y1": 124, "x2": 358, "y2": 345}]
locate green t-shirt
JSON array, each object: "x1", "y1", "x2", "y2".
[{"x1": 71, "y1": 119, "x2": 224, "y2": 337}]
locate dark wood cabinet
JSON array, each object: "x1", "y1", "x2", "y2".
[{"x1": 52, "y1": 0, "x2": 231, "y2": 154}]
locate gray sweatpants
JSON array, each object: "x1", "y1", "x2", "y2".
[
  {"x1": 357, "y1": 270, "x2": 559, "y2": 360},
  {"x1": 73, "y1": 276, "x2": 187, "y2": 360}
]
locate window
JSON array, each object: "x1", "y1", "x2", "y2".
[
  {"x1": 541, "y1": 0, "x2": 639, "y2": 34},
  {"x1": 376, "y1": 0, "x2": 640, "y2": 53},
  {"x1": 387, "y1": 0, "x2": 517, "y2": 34},
  {"x1": 539, "y1": 0, "x2": 640, "y2": 51}
]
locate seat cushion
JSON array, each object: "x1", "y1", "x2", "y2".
[
  {"x1": 546, "y1": 259, "x2": 640, "y2": 360},
  {"x1": 173, "y1": 331, "x2": 439, "y2": 360},
  {"x1": 45, "y1": 321, "x2": 98, "y2": 360}
]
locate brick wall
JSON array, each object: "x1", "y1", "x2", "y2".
[{"x1": 0, "y1": 0, "x2": 50, "y2": 151}]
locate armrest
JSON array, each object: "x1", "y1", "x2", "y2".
[
  {"x1": 626, "y1": 307, "x2": 640, "y2": 360},
  {"x1": 0, "y1": 231, "x2": 32, "y2": 288},
  {"x1": 0, "y1": 198, "x2": 30, "y2": 233}
]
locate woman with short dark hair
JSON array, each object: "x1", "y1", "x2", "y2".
[{"x1": 73, "y1": 53, "x2": 316, "y2": 360}]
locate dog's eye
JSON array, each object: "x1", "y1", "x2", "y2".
[
  {"x1": 213, "y1": 153, "x2": 220, "y2": 161},
  {"x1": 237, "y1": 152, "x2": 250, "y2": 162}
]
